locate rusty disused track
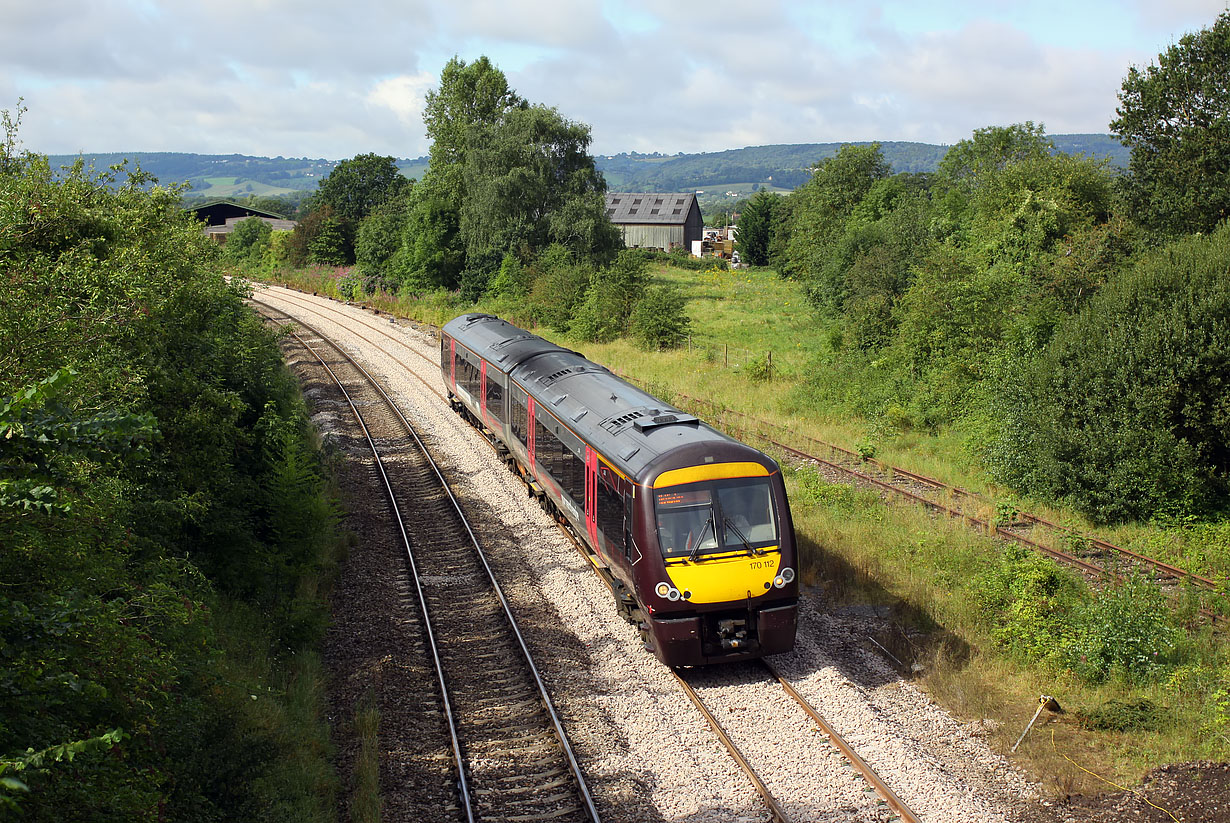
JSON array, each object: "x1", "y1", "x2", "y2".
[{"x1": 253, "y1": 299, "x2": 600, "y2": 823}]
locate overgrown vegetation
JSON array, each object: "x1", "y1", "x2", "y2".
[{"x1": 1, "y1": 105, "x2": 338, "y2": 819}]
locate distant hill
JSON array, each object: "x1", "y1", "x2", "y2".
[
  {"x1": 43, "y1": 152, "x2": 430, "y2": 202},
  {"x1": 594, "y1": 134, "x2": 1128, "y2": 192},
  {"x1": 45, "y1": 135, "x2": 1126, "y2": 204}
]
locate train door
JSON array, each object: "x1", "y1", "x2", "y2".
[
  {"x1": 527, "y1": 396, "x2": 537, "y2": 477},
  {"x1": 584, "y1": 447, "x2": 599, "y2": 549},
  {"x1": 480, "y1": 360, "x2": 488, "y2": 422}
]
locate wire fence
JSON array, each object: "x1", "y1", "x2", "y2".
[{"x1": 684, "y1": 337, "x2": 775, "y2": 381}]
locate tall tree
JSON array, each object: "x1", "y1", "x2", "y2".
[
  {"x1": 736, "y1": 190, "x2": 780, "y2": 266},
  {"x1": 1111, "y1": 10, "x2": 1230, "y2": 236},
  {"x1": 315, "y1": 153, "x2": 408, "y2": 225},
  {"x1": 460, "y1": 105, "x2": 617, "y2": 272},
  {"x1": 424, "y1": 56, "x2": 525, "y2": 171}
]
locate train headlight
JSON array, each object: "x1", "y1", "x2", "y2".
[
  {"x1": 773, "y1": 575, "x2": 785, "y2": 588},
  {"x1": 655, "y1": 581, "x2": 681, "y2": 602},
  {"x1": 780, "y1": 567, "x2": 795, "y2": 584}
]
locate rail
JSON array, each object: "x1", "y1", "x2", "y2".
[{"x1": 252, "y1": 297, "x2": 601, "y2": 823}]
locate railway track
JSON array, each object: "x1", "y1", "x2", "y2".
[
  {"x1": 251, "y1": 285, "x2": 1040, "y2": 820},
  {"x1": 672, "y1": 661, "x2": 922, "y2": 823},
  {"x1": 251, "y1": 284, "x2": 1225, "y2": 611},
  {"x1": 253, "y1": 298, "x2": 600, "y2": 823}
]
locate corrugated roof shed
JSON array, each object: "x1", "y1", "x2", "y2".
[{"x1": 605, "y1": 192, "x2": 696, "y2": 224}]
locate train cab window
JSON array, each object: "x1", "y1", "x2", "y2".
[
  {"x1": 655, "y1": 478, "x2": 778, "y2": 560},
  {"x1": 654, "y1": 489, "x2": 718, "y2": 559},
  {"x1": 440, "y1": 339, "x2": 450, "y2": 374},
  {"x1": 717, "y1": 479, "x2": 777, "y2": 547}
]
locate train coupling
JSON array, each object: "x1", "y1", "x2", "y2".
[{"x1": 717, "y1": 617, "x2": 749, "y2": 651}]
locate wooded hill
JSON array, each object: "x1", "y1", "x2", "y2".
[{"x1": 48, "y1": 135, "x2": 1127, "y2": 203}]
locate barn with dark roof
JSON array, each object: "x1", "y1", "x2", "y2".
[
  {"x1": 605, "y1": 192, "x2": 703, "y2": 252},
  {"x1": 187, "y1": 200, "x2": 297, "y2": 244}
]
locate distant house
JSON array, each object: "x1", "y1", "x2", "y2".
[
  {"x1": 187, "y1": 200, "x2": 297, "y2": 244},
  {"x1": 605, "y1": 192, "x2": 703, "y2": 252}
]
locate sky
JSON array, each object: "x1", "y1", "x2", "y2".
[{"x1": 2, "y1": 0, "x2": 1226, "y2": 160}]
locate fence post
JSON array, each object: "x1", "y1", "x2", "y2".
[
  {"x1": 767, "y1": 351, "x2": 772, "y2": 381},
  {"x1": 724, "y1": 343, "x2": 728, "y2": 367}
]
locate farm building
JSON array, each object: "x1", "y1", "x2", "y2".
[
  {"x1": 605, "y1": 192, "x2": 703, "y2": 252},
  {"x1": 187, "y1": 200, "x2": 297, "y2": 244}
]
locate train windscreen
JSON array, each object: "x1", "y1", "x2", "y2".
[{"x1": 655, "y1": 478, "x2": 777, "y2": 560}]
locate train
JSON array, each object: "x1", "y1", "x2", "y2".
[{"x1": 440, "y1": 313, "x2": 798, "y2": 666}]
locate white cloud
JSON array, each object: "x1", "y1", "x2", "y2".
[
  {"x1": 3, "y1": 0, "x2": 1224, "y2": 159},
  {"x1": 367, "y1": 72, "x2": 435, "y2": 145}
]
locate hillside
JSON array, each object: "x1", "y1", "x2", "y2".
[{"x1": 47, "y1": 135, "x2": 1126, "y2": 203}]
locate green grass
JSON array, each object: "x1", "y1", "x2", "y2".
[{"x1": 350, "y1": 693, "x2": 382, "y2": 823}]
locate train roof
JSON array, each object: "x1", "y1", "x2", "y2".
[
  {"x1": 443, "y1": 313, "x2": 573, "y2": 372},
  {"x1": 443, "y1": 314, "x2": 777, "y2": 485}
]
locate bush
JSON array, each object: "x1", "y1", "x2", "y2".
[
  {"x1": 975, "y1": 546, "x2": 1085, "y2": 666},
  {"x1": 986, "y1": 223, "x2": 1230, "y2": 522},
  {"x1": 571, "y1": 250, "x2": 649, "y2": 343},
  {"x1": 631, "y1": 248, "x2": 728, "y2": 271},
  {"x1": 487, "y1": 252, "x2": 531, "y2": 298},
  {"x1": 223, "y1": 217, "x2": 272, "y2": 267},
  {"x1": 1065, "y1": 574, "x2": 1180, "y2": 684},
  {"x1": 524, "y1": 245, "x2": 590, "y2": 331},
  {"x1": 0, "y1": 129, "x2": 338, "y2": 818},
  {"x1": 630, "y1": 284, "x2": 691, "y2": 349}
]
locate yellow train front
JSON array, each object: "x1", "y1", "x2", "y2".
[{"x1": 442, "y1": 313, "x2": 798, "y2": 666}]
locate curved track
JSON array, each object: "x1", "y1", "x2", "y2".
[
  {"x1": 255, "y1": 284, "x2": 1224, "y2": 614},
  {"x1": 248, "y1": 283, "x2": 1043, "y2": 822},
  {"x1": 254, "y1": 298, "x2": 600, "y2": 823}
]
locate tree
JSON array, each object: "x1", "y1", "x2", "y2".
[
  {"x1": 315, "y1": 153, "x2": 409, "y2": 225},
  {"x1": 780, "y1": 143, "x2": 891, "y2": 289},
  {"x1": 1111, "y1": 10, "x2": 1230, "y2": 236},
  {"x1": 937, "y1": 122, "x2": 1053, "y2": 188},
  {"x1": 424, "y1": 56, "x2": 525, "y2": 171},
  {"x1": 986, "y1": 223, "x2": 1230, "y2": 522},
  {"x1": 355, "y1": 187, "x2": 412, "y2": 284},
  {"x1": 222, "y1": 216, "x2": 272, "y2": 266},
  {"x1": 392, "y1": 174, "x2": 464, "y2": 291},
  {"x1": 736, "y1": 190, "x2": 779, "y2": 266},
  {"x1": 460, "y1": 105, "x2": 616, "y2": 272}
]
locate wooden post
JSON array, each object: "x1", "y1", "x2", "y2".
[
  {"x1": 725, "y1": 343, "x2": 729, "y2": 367},
  {"x1": 767, "y1": 351, "x2": 772, "y2": 381}
]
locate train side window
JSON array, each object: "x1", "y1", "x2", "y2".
[
  {"x1": 486, "y1": 375, "x2": 504, "y2": 424},
  {"x1": 534, "y1": 419, "x2": 584, "y2": 508},
  {"x1": 510, "y1": 384, "x2": 528, "y2": 444}
]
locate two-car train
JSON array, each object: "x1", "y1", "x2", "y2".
[{"x1": 440, "y1": 313, "x2": 797, "y2": 666}]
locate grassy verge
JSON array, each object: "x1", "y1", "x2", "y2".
[
  {"x1": 349, "y1": 693, "x2": 382, "y2": 823},
  {"x1": 249, "y1": 262, "x2": 1230, "y2": 792}
]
